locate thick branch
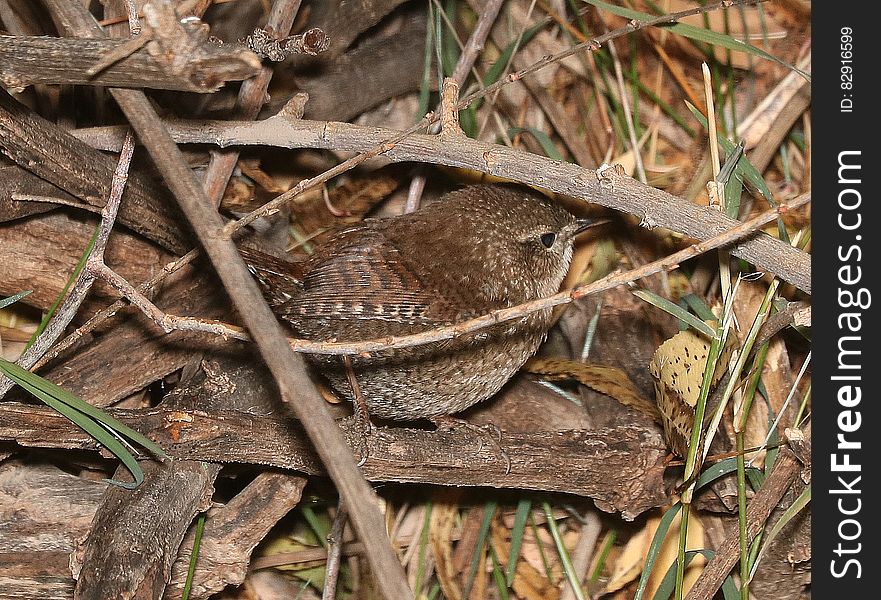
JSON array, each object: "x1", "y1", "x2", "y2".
[
  {"x1": 0, "y1": 402, "x2": 668, "y2": 520},
  {"x1": 74, "y1": 118, "x2": 812, "y2": 293},
  {"x1": 0, "y1": 34, "x2": 260, "y2": 92},
  {"x1": 70, "y1": 459, "x2": 222, "y2": 598},
  {"x1": 0, "y1": 90, "x2": 191, "y2": 253}
]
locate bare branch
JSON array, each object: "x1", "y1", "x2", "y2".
[
  {"x1": 0, "y1": 131, "x2": 135, "y2": 397},
  {"x1": 202, "y1": 0, "x2": 304, "y2": 208},
  {"x1": 72, "y1": 117, "x2": 811, "y2": 293}
]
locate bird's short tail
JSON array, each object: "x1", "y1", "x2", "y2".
[{"x1": 237, "y1": 245, "x2": 305, "y2": 308}]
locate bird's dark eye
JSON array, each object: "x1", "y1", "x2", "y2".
[{"x1": 539, "y1": 232, "x2": 556, "y2": 248}]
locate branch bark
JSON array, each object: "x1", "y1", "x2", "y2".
[
  {"x1": 0, "y1": 90, "x2": 192, "y2": 254},
  {"x1": 0, "y1": 34, "x2": 260, "y2": 92},
  {"x1": 0, "y1": 401, "x2": 668, "y2": 520}
]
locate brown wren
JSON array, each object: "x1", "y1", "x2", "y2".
[{"x1": 241, "y1": 184, "x2": 590, "y2": 423}]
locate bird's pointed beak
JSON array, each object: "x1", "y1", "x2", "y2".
[
  {"x1": 575, "y1": 218, "x2": 593, "y2": 234},
  {"x1": 572, "y1": 218, "x2": 609, "y2": 236}
]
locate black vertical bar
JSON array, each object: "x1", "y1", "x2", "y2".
[{"x1": 813, "y1": 5, "x2": 876, "y2": 597}]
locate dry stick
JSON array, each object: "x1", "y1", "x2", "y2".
[
  {"x1": 202, "y1": 0, "x2": 302, "y2": 208},
  {"x1": 11, "y1": 192, "x2": 101, "y2": 211},
  {"x1": 42, "y1": 2, "x2": 413, "y2": 598},
  {"x1": 26, "y1": 0, "x2": 199, "y2": 373},
  {"x1": 0, "y1": 131, "x2": 136, "y2": 397},
  {"x1": 450, "y1": 0, "x2": 505, "y2": 90},
  {"x1": 73, "y1": 117, "x2": 811, "y2": 293},
  {"x1": 90, "y1": 261, "x2": 250, "y2": 341},
  {"x1": 438, "y1": 78, "x2": 465, "y2": 136},
  {"x1": 45, "y1": 114, "x2": 811, "y2": 367},
  {"x1": 322, "y1": 500, "x2": 349, "y2": 600},
  {"x1": 85, "y1": 30, "x2": 151, "y2": 76},
  {"x1": 598, "y1": 12, "x2": 647, "y2": 184},
  {"x1": 30, "y1": 248, "x2": 200, "y2": 372}
]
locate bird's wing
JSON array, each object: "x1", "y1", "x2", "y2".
[{"x1": 279, "y1": 229, "x2": 470, "y2": 327}]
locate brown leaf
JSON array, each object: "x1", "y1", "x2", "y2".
[{"x1": 524, "y1": 357, "x2": 661, "y2": 422}]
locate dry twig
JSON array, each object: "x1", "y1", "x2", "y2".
[{"x1": 0, "y1": 131, "x2": 136, "y2": 397}]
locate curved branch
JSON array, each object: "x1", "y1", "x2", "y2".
[{"x1": 75, "y1": 119, "x2": 812, "y2": 293}]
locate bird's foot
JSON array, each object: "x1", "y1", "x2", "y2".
[
  {"x1": 430, "y1": 415, "x2": 511, "y2": 474},
  {"x1": 352, "y1": 412, "x2": 374, "y2": 468},
  {"x1": 344, "y1": 356, "x2": 373, "y2": 467}
]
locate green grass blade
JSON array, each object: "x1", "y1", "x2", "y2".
[
  {"x1": 463, "y1": 501, "x2": 498, "y2": 599},
  {"x1": 720, "y1": 573, "x2": 741, "y2": 600},
  {"x1": 181, "y1": 513, "x2": 206, "y2": 600},
  {"x1": 633, "y1": 458, "x2": 747, "y2": 600},
  {"x1": 508, "y1": 127, "x2": 565, "y2": 161},
  {"x1": 426, "y1": 582, "x2": 442, "y2": 600},
  {"x1": 625, "y1": 75, "x2": 697, "y2": 137},
  {"x1": 718, "y1": 139, "x2": 745, "y2": 219},
  {"x1": 506, "y1": 498, "x2": 532, "y2": 586},
  {"x1": 1, "y1": 359, "x2": 145, "y2": 488},
  {"x1": 589, "y1": 530, "x2": 616, "y2": 584},
  {"x1": 530, "y1": 512, "x2": 555, "y2": 579},
  {"x1": 431, "y1": 1, "x2": 444, "y2": 100},
  {"x1": 483, "y1": 22, "x2": 545, "y2": 88},
  {"x1": 652, "y1": 549, "x2": 703, "y2": 600},
  {"x1": 417, "y1": 6, "x2": 435, "y2": 119},
  {"x1": 460, "y1": 106, "x2": 478, "y2": 138},
  {"x1": 489, "y1": 542, "x2": 511, "y2": 600},
  {"x1": 695, "y1": 457, "x2": 760, "y2": 490},
  {"x1": 685, "y1": 101, "x2": 773, "y2": 202},
  {"x1": 632, "y1": 289, "x2": 716, "y2": 338},
  {"x1": 681, "y1": 294, "x2": 716, "y2": 323},
  {"x1": 583, "y1": 0, "x2": 809, "y2": 80},
  {"x1": 0, "y1": 358, "x2": 166, "y2": 459},
  {"x1": 652, "y1": 549, "x2": 739, "y2": 600},
  {"x1": 634, "y1": 503, "x2": 681, "y2": 600},
  {"x1": 26, "y1": 226, "x2": 98, "y2": 349},
  {"x1": 300, "y1": 504, "x2": 330, "y2": 549},
  {"x1": 697, "y1": 456, "x2": 761, "y2": 497},
  {"x1": 440, "y1": 0, "x2": 459, "y2": 77},
  {"x1": 542, "y1": 502, "x2": 586, "y2": 600},
  {"x1": 415, "y1": 502, "x2": 433, "y2": 595}
]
